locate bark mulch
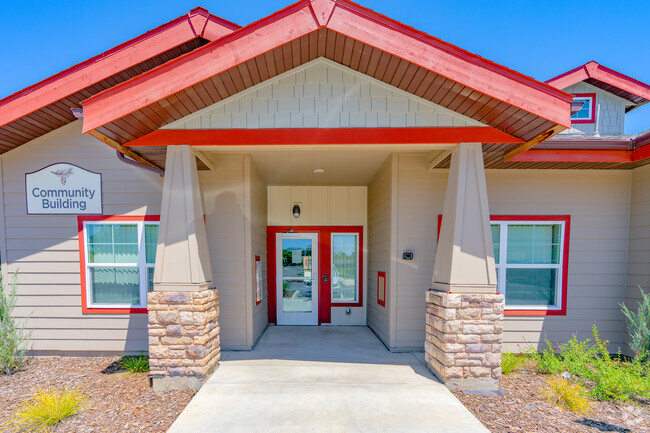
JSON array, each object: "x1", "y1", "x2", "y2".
[
  {"x1": 0, "y1": 356, "x2": 194, "y2": 433},
  {"x1": 453, "y1": 368, "x2": 650, "y2": 433}
]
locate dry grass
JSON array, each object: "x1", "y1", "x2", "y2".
[{"x1": 542, "y1": 377, "x2": 592, "y2": 414}]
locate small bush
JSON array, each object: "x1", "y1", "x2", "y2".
[
  {"x1": 119, "y1": 354, "x2": 149, "y2": 373},
  {"x1": 527, "y1": 340, "x2": 564, "y2": 375},
  {"x1": 620, "y1": 286, "x2": 650, "y2": 359},
  {"x1": 0, "y1": 272, "x2": 31, "y2": 375},
  {"x1": 501, "y1": 353, "x2": 528, "y2": 375},
  {"x1": 2, "y1": 386, "x2": 87, "y2": 432},
  {"x1": 542, "y1": 377, "x2": 592, "y2": 414}
]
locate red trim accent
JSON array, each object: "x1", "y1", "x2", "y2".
[
  {"x1": 546, "y1": 61, "x2": 650, "y2": 103},
  {"x1": 77, "y1": 215, "x2": 160, "y2": 314},
  {"x1": 81, "y1": 0, "x2": 572, "y2": 133},
  {"x1": 436, "y1": 214, "x2": 570, "y2": 316},
  {"x1": 266, "y1": 226, "x2": 364, "y2": 325},
  {"x1": 570, "y1": 93, "x2": 596, "y2": 124},
  {"x1": 510, "y1": 149, "x2": 632, "y2": 163},
  {"x1": 633, "y1": 144, "x2": 650, "y2": 162},
  {"x1": 0, "y1": 9, "x2": 239, "y2": 128},
  {"x1": 377, "y1": 271, "x2": 386, "y2": 307},
  {"x1": 254, "y1": 255, "x2": 262, "y2": 305},
  {"x1": 124, "y1": 127, "x2": 523, "y2": 147}
]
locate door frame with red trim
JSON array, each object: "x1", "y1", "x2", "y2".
[{"x1": 267, "y1": 226, "x2": 363, "y2": 325}]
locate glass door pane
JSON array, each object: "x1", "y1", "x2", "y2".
[{"x1": 281, "y1": 238, "x2": 313, "y2": 313}]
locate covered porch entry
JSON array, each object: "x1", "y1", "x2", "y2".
[{"x1": 166, "y1": 325, "x2": 489, "y2": 433}]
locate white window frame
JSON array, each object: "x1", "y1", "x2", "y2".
[
  {"x1": 492, "y1": 220, "x2": 566, "y2": 311},
  {"x1": 571, "y1": 95, "x2": 594, "y2": 122},
  {"x1": 83, "y1": 220, "x2": 159, "y2": 310},
  {"x1": 330, "y1": 232, "x2": 360, "y2": 304}
]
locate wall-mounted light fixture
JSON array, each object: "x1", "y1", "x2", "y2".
[{"x1": 292, "y1": 204, "x2": 301, "y2": 218}]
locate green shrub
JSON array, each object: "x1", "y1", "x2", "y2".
[
  {"x1": 0, "y1": 272, "x2": 31, "y2": 375},
  {"x1": 2, "y1": 386, "x2": 87, "y2": 432},
  {"x1": 528, "y1": 325, "x2": 650, "y2": 401},
  {"x1": 119, "y1": 354, "x2": 149, "y2": 373},
  {"x1": 542, "y1": 377, "x2": 592, "y2": 414},
  {"x1": 501, "y1": 353, "x2": 528, "y2": 375},
  {"x1": 620, "y1": 286, "x2": 650, "y2": 359}
]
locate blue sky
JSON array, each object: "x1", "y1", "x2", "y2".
[{"x1": 2, "y1": 0, "x2": 649, "y2": 134}]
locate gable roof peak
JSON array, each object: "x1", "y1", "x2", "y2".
[{"x1": 310, "y1": 0, "x2": 337, "y2": 26}]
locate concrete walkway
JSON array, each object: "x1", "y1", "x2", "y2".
[{"x1": 168, "y1": 326, "x2": 489, "y2": 433}]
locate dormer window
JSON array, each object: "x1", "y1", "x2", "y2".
[{"x1": 571, "y1": 93, "x2": 596, "y2": 124}]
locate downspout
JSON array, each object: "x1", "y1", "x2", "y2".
[{"x1": 115, "y1": 150, "x2": 164, "y2": 176}]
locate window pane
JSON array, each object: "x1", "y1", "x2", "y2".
[
  {"x1": 571, "y1": 97, "x2": 592, "y2": 120},
  {"x1": 491, "y1": 224, "x2": 500, "y2": 264},
  {"x1": 507, "y1": 224, "x2": 560, "y2": 264},
  {"x1": 332, "y1": 234, "x2": 358, "y2": 302},
  {"x1": 145, "y1": 224, "x2": 159, "y2": 264},
  {"x1": 87, "y1": 224, "x2": 138, "y2": 264},
  {"x1": 90, "y1": 267, "x2": 140, "y2": 305},
  {"x1": 505, "y1": 268, "x2": 557, "y2": 307},
  {"x1": 147, "y1": 267, "x2": 155, "y2": 292}
]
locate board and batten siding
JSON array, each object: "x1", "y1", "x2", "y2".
[
  {"x1": 367, "y1": 156, "x2": 395, "y2": 347},
  {"x1": 248, "y1": 158, "x2": 268, "y2": 346},
  {"x1": 391, "y1": 153, "x2": 631, "y2": 352},
  {"x1": 267, "y1": 185, "x2": 367, "y2": 325},
  {"x1": 162, "y1": 58, "x2": 483, "y2": 131},
  {"x1": 2, "y1": 121, "x2": 163, "y2": 353}
]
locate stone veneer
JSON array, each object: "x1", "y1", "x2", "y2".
[
  {"x1": 425, "y1": 290, "x2": 503, "y2": 392},
  {"x1": 147, "y1": 289, "x2": 220, "y2": 391}
]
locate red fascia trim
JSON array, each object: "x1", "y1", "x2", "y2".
[
  {"x1": 633, "y1": 144, "x2": 650, "y2": 162},
  {"x1": 0, "y1": 9, "x2": 239, "y2": 128},
  {"x1": 436, "y1": 214, "x2": 570, "y2": 316},
  {"x1": 546, "y1": 61, "x2": 650, "y2": 102},
  {"x1": 77, "y1": 215, "x2": 160, "y2": 314},
  {"x1": 124, "y1": 127, "x2": 523, "y2": 147},
  {"x1": 509, "y1": 149, "x2": 632, "y2": 163},
  {"x1": 266, "y1": 225, "x2": 364, "y2": 325},
  {"x1": 377, "y1": 271, "x2": 386, "y2": 307},
  {"x1": 570, "y1": 93, "x2": 596, "y2": 124},
  {"x1": 81, "y1": 0, "x2": 572, "y2": 133}
]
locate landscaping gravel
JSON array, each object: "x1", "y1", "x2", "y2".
[
  {"x1": 0, "y1": 356, "x2": 193, "y2": 432},
  {"x1": 453, "y1": 368, "x2": 650, "y2": 433}
]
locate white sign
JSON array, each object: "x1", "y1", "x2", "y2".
[{"x1": 25, "y1": 163, "x2": 102, "y2": 215}]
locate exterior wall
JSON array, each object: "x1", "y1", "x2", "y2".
[
  {"x1": 267, "y1": 185, "x2": 367, "y2": 325},
  {"x1": 200, "y1": 156, "x2": 250, "y2": 350},
  {"x1": 163, "y1": 58, "x2": 482, "y2": 131},
  {"x1": 367, "y1": 156, "x2": 396, "y2": 347},
  {"x1": 1, "y1": 121, "x2": 163, "y2": 353},
  {"x1": 247, "y1": 158, "x2": 268, "y2": 346},
  {"x1": 562, "y1": 82, "x2": 631, "y2": 136},
  {"x1": 625, "y1": 164, "x2": 650, "y2": 351},
  {"x1": 392, "y1": 153, "x2": 631, "y2": 352}
]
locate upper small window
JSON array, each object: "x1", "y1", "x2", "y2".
[{"x1": 571, "y1": 93, "x2": 596, "y2": 124}]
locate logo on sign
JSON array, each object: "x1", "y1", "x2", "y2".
[{"x1": 25, "y1": 163, "x2": 102, "y2": 215}]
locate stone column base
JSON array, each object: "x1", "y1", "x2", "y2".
[
  {"x1": 425, "y1": 290, "x2": 503, "y2": 393},
  {"x1": 147, "y1": 288, "x2": 220, "y2": 391}
]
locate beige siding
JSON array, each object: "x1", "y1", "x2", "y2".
[
  {"x1": 200, "y1": 156, "x2": 252, "y2": 350},
  {"x1": 267, "y1": 185, "x2": 368, "y2": 325},
  {"x1": 2, "y1": 121, "x2": 162, "y2": 354},
  {"x1": 163, "y1": 59, "x2": 482, "y2": 131},
  {"x1": 392, "y1": 153, "x2": 631, "y2": 352},
  {"x1": 367, "y1": 156, "x2": 395, "y2": 346},
  {"x1": 248, "y1": 158, "x2": 269, "y2": 345},
  {"x1": 625, "y1": 165, "x2": 650, "y2": 350}
]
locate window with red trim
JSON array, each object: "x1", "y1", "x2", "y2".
[
  {"x1": 78, "y1": 216, "x2": 160, "y2": 314},
  {"x1": 437, "y1": 215, "x2": 570, "y2": 315},
  {"x1": 571, "y1": 93, "x2": 596, "y2": 124},
  {"x1": 330, "y1": 232, "x2": 360, "y2": 304}
]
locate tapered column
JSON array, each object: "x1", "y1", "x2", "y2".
[
  {"x1": 148, "y1": 145, "x2": 219, "y2": 391},
  {"x1": 426, "y1": 143, "x2": 503, "y2": 393}
]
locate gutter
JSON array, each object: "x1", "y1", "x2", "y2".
[{"x1": 115, "y1": 150, "x2": 164, "y2": 176}]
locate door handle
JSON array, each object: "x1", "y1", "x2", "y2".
[{"x1": 324, "y1": 273, "x2": 328, "y2": 283}]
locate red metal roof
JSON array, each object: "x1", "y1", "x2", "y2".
[{"x1": 546, "y1": 61, "x2": 650, "y2": 111}]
